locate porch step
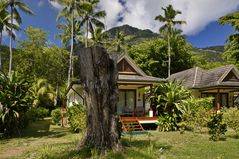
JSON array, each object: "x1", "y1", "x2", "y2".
[{"x1": 120, "y1": 117, "x2": 144, "y2": 132}]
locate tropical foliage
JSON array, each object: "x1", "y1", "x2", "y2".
[
  {"x1": 51, "y1": 109, "x2": 62, "y2": 125},
  {"x1": 0, "y1": 72, "x2": 33, "y2": 135},
  {"x1": 129, "y1": 36, "x2": 193, "y2": 78},
  {"x1": 155, "y1": 4, "x2": 186, "y2": 77},
  {"x1": 208, "y1": 113, "x2": 227, "y2": 141},
  {"x1": 222, "y1": 107, "x2": 239, "y2": 137},
  {"x1": 15, "y1": 27, "x2": 69, "y2": 88},
  {"x1": 153, "y1": 81, "x2": 191, "y2": 131},
  {"x1": 4, "y1": 0, "x2": 34, "y2": 76},
  {"x1": 219, "y1": 11, "x2": 239, "y2": 62},
  {"x1": 179, "y1": 97, "x2": 213, "y2": 132},
  {"x1": 30, "y1": 79, "x2": 55, "y2": 110},
  {"x1": 80, "y1": 0, "x2": 106, "y2": 47},
  {"x1": 67, "y1": 104, "x2": 86, "y2": 132},
  {"x1": 26, "y1": 107, "x2": 49, "y2": 121}
]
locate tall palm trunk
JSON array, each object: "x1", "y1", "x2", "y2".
[
  {"x1": 9, "y1": 5, "x2": 13, "y2": 77},
  {"x1": 0, "y1": 31, "x2": 2, "y2": 70},
  {"x1": 167, "y1": 33, "x2": 171, "y2": 78},
  {"x1": 67, "y1": 11, "x2": 74, "y2": 87},
  {"x1": 85, "y1": 20, "x2": 89, "y2": 48}
]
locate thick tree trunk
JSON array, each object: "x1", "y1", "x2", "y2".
[{"x1": 78, "y1": 46, "x2": 121, "y2": 151}]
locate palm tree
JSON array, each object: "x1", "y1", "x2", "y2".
[
  {"x1": 56, "y1": 18, "x2": 84, "y2": 48},
  {"x1": 0, "y1": 2, "x2": 10, "y2": 70},
  {"x1": 51, "y1": 0, "x2": 80, "y2": 87},
  {"x1": 80, "y1": 0, "x2": 106, "y2": 47},
  {"x1": 4, "y1": 0, "x2": 34, "y2": 77},
  {"x1": 219, "y1": 11, "x2": 239, "y2": 61},
  {"x1": 90, "y1": 27, "x2": 108, "y2": 46},
  {"x1": 107, "y1": 31, "x2": 131, "y2": 54},
  {"x1": 0, "y1": 2, "x2": 19, "y2": 70},
  {"x1": 155, "y1": 4, "x2": 186, "y2": 77},
  {"x1": 30, "y1": 78, "x2": 55, "y2": 108}
]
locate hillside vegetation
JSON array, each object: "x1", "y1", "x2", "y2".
[{"x1": 106, "y1": 25, "x2": 225, "y2": 68}]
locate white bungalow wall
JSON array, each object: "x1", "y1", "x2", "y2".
[{"x1": 67, "y1": 85, "x2": 84, "y2": 107}]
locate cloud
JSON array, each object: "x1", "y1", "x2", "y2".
[
  {"x1": 48, "y1": 0, "x2": 64, "y2": 11},
  {"x1": 99, "y1": 0, "x2": 239, "y2": 35},
  {"x1": 98, "y1": 0, "x2": 124, "y2": 30},
  {"x1": 38, "y1": 1, "x2": 45, "y2": 8}
]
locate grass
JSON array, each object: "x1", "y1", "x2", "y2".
[{"x1": 1, "y1": 120, "x2": 239, "y2": 159}]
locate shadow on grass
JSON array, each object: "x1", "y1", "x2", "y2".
[
  {"x1": 227, "y1": 134, "x2": 239, "y2": 139},
  {"x1": 121, "y1": 137, "x2": 172, "y2": 150},
  {"x1": 20, "y1": 118, "x2": 70, "y2": 138}
]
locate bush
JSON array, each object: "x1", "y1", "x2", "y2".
[
  {"x1": 0, "y1": 72, "x2": 33, "y2": 136},
  {"x1": 157, "y1": 113, "x2": 178, "y2": 131},
  {"x1": 26, "y1": 107, "x2": 49, "y2": 121},
  {"x1": 67, "y1": 104, "x2": 86, "y2": 132},
  {"x1": 179, "y1": 97, "x2": 213, "y2": 132},
  {"x1": 153, "y1": 81, "x2": 191, "y2": 131},
  {"x1": 207, "y1": 113, "x2": 227, "y2": 141},
  {"x1": 51, "y1": 109, "x2": 62, "y2": 124},
  {"x1": 222, "y1": 107, "x2": 239, "y2": 137}
]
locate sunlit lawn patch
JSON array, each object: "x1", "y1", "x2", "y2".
[{"x1": 1, "y1": 119, "x2": 239, "y2": 159}]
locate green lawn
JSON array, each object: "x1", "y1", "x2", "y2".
[{"x1": 1, "y1": 119, "x2": 239, "y2": 159}]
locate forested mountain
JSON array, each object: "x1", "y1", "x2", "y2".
[
  {"x1": 106, "y1": 25, "x2": 225, "y2": 65},
  {"x1": 192, "y1": 46, "x2": 224, "y2": 63},
  {"x1": 106, "y1": 24, "x2": 159, "y2": 44}
]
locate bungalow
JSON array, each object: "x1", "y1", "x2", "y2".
[
  {"x1": 168, "y1": 64, "x2": 239, "y2": 110},
  {"x1": 66, "y1": 53, "x2": 165, "y2": 118}
]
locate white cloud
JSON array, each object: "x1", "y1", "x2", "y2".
[
  {"x1": 98, "y1": 0, "x2": 124, "y2": 30},
  {"x1": 98, "y1": 0, "x2": 239, "y2": 35},
  {"x1": 48, "y1": 0, "x2": 64, "y2": 11},
  {"x1": 38, "y1": 1, "x2": 45, "y2": 8}
]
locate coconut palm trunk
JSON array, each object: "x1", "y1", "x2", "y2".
[
  {"x1": 8, "y1": 5, "x2": 13, "y2": 77},
  {"x1": 0, "y1": 31, "x2": 2, "y2": 69},
  {"x1": 85, "y1": 20, "x2": 89, "y2": 48},
  {"x1": 167, "y1": 33, "x2": 171, "y2": 78},
  {"x1": 67, "y1": 11, "x2": 74, "y2": 87}
]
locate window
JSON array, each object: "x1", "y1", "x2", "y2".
[{"x1": 117, "y1": 90, "x2": 136, "y2": 115}]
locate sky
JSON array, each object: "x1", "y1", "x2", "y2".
[{"x1": 2, "y1": 0, "x2": 239, "y2": 48}]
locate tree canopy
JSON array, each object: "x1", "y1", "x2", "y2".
[
  {"x1": 220, "y1": 11, "x2": 239, "y2": 62},
  {"x1": 128, "y1": 36, "x2": 193, "y2": 78}
]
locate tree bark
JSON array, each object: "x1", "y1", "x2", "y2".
[{"x1": 78, "y1": 46, "x2": 121, "y2": 151}]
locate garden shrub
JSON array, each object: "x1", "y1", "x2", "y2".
[
  {"x1": 26, "y1": 107, "x2": 49, "y2": 121},
  {"x1": 157, "y1": 113, "x2": 178, "y2": 131},
  {"x1": 67, "y1": 104, "x2": 86, "y2": 132},
  {"x1": 207, "y1": 113, "x2": 227, "y2": 141},
  {"x1": 51, "y1": 109, "x2": 62, "y2": 124},
  {"x1": 153, "y1": 81, "x2": 191, "y2": 131},
  {"x1": 0, "y1": 72, "x2": 33, "y2": 136},
  {"x1": 179, "y1": 97, "x2": 213, "y2": 132},
  {"x1": 222, "y1": 107, "x2": 239, "y2": 137}
]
